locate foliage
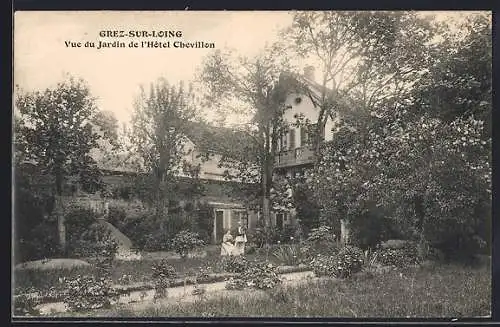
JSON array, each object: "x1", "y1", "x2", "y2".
[
  {"x1": 105, "y1": 263, "x2": 491, "y2": 318},
  {"x1": 239, "y1": 262, "x2": 282, "y2": 289},
  {"x1": 170, "y1": 230, "x2": 205, "y2": 258},
  {"x1": 377, "y1": 243, "x2": 421, "y2": 268},
  {"x1": 303, "y1": 14, "x2": 491, "y2": 263},
  {"x1": 62, "y1": 274, "x2": 118, "y2": 312},
  {"x1": 293, "y1": 181, "x2": 321, "y2": 234},
  {"x1": 64, "y1": 207, "x2": 99, "y2": 256},
  {"x1": 304, "y1": 225, "x2": 339, "y2": 255},
  {"x1": 310, "y1": 245, "x2": 364, "y2": 279},
  {"x1": 200, "y1": 46, "x2": 306, "y2": 233},
  {"x1": 225, "y1": 277, "x2": 246, "y2": 290},
  {"x1": 348, "y1": 205, "x2": 396, "y2": 250},
  {"x1": 14, "y1": 76, "x2": 104, "y2": 195},
  {"x1": 106, "y1": 206, "x2": 128, "y2": 230},
  {"x1": 13, "y1": 293, "x2": 40, "y2": 316},
  {"x1": 151, "y1": 259, "x2": 177, "y2": 299},
  {"x1": 120, "y1": 208, "x2": 209, "y2": 252},
  {"x1": 412, "y1": 14, "x2": 492, "y2": 137},
  {"x1": 13, "y1": 165, "x2": 60, "y2": 262},
  {"x1": 221, "y1": 255, "x2": 248, "y2": 273},
  {"x1": 74, "y1": 223, "x2": 119, "y2": 272},
  {"x1": 272, "y1": 244, "x2": 303, "y2": 266},
  {"x1": 248, "y1": 227, "x2": 279, "y2": 247},
  {"x1": 310, "y1": 111, "x2": 490, "y2": 263},
  {"x1": 193, "y1": 202, "x2": 215, "y2": 244},
  {"x1": 130, "y1": 78, "x2": 199, "y2": 220}
]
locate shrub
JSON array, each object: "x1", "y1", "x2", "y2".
[
  {"x1": 377, "y1": 243, "x2": 420, "y2": 268},
  {"x1": 349, "y1": 210, "x2": 394, "y2": 250},
  {"x1": 272, "y1": 244, "x2": 303, "y2": 266},
  {"x1": 13, "y1": 293, "x2": 40, "y2": 316},
  {"x1": 62, "y1": 274, "x2": 118, "y2": 312},
  {"x1": 276, "y1": 225, "x2": 297, "y2": 244},
  {"x1": 74, "y1": 223, "x2": 118, "y2": 273},
  {"x1": 225, "y1": 277, "x2": 246, "y2": 290},
  {"x1": 171, "y1": 230, "x2": 205, "y2": 258},
  {"x1": 310, "y1": 245, "x2": 364, "y2": 279},
  {"x1": 240, "y1": 262, "x2": 282, "y2": 289},
  {"x1": 305, "y1": 225, "x2": 339, "y2": 255},
  {"x1": 151, "y1": 259, "x2": 177, "y2": 299},
  {"x1": 64, "y1": 207, "x2": 99, "y2": 256},
  {"x1": 222, "y1": 255, "x2": 248, "y2": 273}
]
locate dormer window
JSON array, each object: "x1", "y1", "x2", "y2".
[{"x1": 294, "y1": 97, "x2": 302, "y2": 105}]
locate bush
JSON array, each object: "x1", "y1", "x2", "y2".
[
  {"x1": 310, "y1": 245, "x2": 364, "y2": 279},
  {"x1": 377, "y1": 242, "x2": 420, "y2": 268},
  {"x1": 221, "y1": 255, "x2": 248, "y2": 273},
  {"x1": 225, "y1": 261, "x2": 282, "y2": 291},
  {"x1": 122, "y1": 210, "x2": 209, "y2": 252},
  {"x1": 225, "y1": 277, "x2": 246, "y2": 290},
  {"x1": 276, "y1": 225, "x2": 297, "y2": 244},
  {"x1": 272, "y1": 244, "x2": 303, "y2": 266},
  {"x1": 240, "y1": 262, "x2": 282, "y2": 289},
  {"x1": 13, "y1": 294, "x2": 40, "y2": 316},
  {"x1": 305, "y1": 225, "x2": 339, "y2": 255},
  {"x1": 74, "y1": 223, "x2": 118, "y2": 272},
  {"x1": 171, "y1": 230, "x2": 205, "y2": 258},
  {"x1": 349, "y1": 210, "x2": 394, "y2": 250},
  {"x1": 62, "y1": 274, "x2": 118, "y2": 312},
  {"x1": 65, "y1": 207, "x2": 99, "y2": 256},
  {"x1": 151, "y1": 259, "x2": 177, "y2": 299}
]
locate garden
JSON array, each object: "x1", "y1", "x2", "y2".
[
  {"x1": 13, "y1": 214, "x2": 491, "y2": 318},
  {"x1": 13, "y1": 11, "x2": 492, "y2": 320}
]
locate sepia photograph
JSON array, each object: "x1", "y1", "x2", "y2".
[{"x1": 12, "y1": 10, "x2": 492, "y2": 319}]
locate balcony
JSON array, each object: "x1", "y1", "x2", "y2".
[{"x1": 275, "y1": 146, "x2": 315, "y2": 168}]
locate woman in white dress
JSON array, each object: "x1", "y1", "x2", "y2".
[
  {"x1": 221, "y1": 229, "x2": 235, "y2": 256},
  {"x1": 233, "y1": 221, "x2": 247, "y2": 256}
]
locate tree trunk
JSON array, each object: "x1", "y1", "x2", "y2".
[
  {"x1": 340, "y1": 219, "x2": 350, "y2": 245},
  {"x1": 54, "y1": 171, "x2": 66, "y2": 254},
  {"x1": 262, "y1": 162, "x2": 271, "y2": 239}
]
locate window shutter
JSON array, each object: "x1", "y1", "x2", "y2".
[
  {"x1": 289, "y1": 129, "x2": 295, "y2": 150},
  {"x1": 300, "y1": 127, "x2": 307, "y2": 146}
]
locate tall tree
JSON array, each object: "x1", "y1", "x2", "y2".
[
  {"x1": 200, "y1": 47, "x2": 305, "y2": 235},
  {"x1": 15, "y1": 76, "x2": 102, "y2": 252},
  {"x1": 411, "y1": 13, "x2": 492, "y2": 137},
  {"x1": 307, "y1": 14, "x2": 491, "y2": 256},
  {"x1": 283, "y1": 11, "x2": 436, "y2": 242},
  {"x1": 130, "y1": 78, "x2": 197, "y2": 229},
  {"x1": 283, "y1": 11, "x2": 435, "y2": 151}
]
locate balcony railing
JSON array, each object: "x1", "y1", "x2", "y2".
[{"x1": 275, "y1": 146, "x2": 315, "y2": 168}]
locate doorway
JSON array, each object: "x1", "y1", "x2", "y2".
[{"x1": 215, "y1": 210, "x2": 224, "y2": 243}]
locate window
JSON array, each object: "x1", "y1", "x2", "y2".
[
  {"x1": 233, "y1": 211, "x2": 248, "y2": 229},
  {"x1": 281, "y1": 131, "x2": 288, "y2": 151},
  {"x1": 289, "y1": 129, "x2": 295, "y2": 150},
  {"x1": 300, "y1": 127, "x2": 307, "y2": 146}
]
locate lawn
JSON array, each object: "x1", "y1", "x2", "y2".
[
  {"x1": 14, "y1": 246, "x2": 285, "y2": 293},
  {"x1": 96, "y1": 262, "x2": 490, "y2": 318}
]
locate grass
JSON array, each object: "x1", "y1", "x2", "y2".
[
  {"x1": 14, "y1": 248, "x2": 284, "y2": 293},
  {"x1": 93, "y1": 262, "x2": 490, "y2": 318}
]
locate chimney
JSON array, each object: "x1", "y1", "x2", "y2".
[{"x1": 303, "y1": 66, "x2": 315, "y2": 81}]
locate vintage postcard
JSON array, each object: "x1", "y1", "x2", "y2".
[{"x1": 12, "y1": 10, "x2": 492, "y2": 319}]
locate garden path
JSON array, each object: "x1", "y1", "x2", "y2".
[{"x1": 37, "y1": 270, "x2": 315, "y2": 316}]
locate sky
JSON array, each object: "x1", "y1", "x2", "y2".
[
  {"x1": 14, "y1": 11, "x2": 490, "y2": 126},
  {"x1": 14, "y1": 11, "x2": 294, "y2": 125}
]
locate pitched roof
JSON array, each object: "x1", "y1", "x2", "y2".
[
  {"x1": 183, "y1": 121, "x2": 252, "y2": 155},
  {"x1": 283, "y1": 71, "x2": 353, "y2": 121}
]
